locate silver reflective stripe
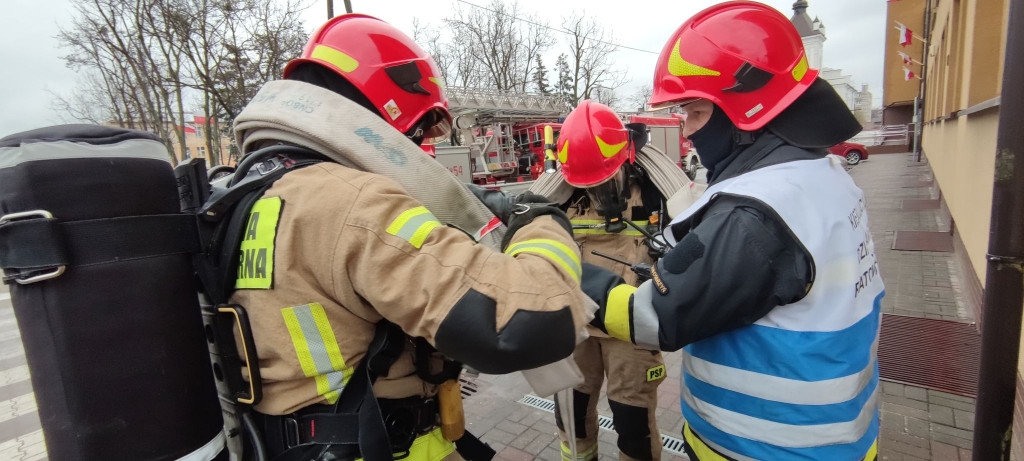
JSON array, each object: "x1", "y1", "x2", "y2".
[
  {"x1": 0, "y1": 139, "x2": 170, "y2": 169},
  {"x1": 175, "y1": 431, "x2": 226, "y2": 461},
  {"x1": 680, "y1": 381, "x2": 879, "y2": 448},
  {"x1": 505, "y1": 239, "x2": 582, "y2": 282},
  {"x1": 681, "y1": 337, "x2": 879, "y2": 406},
  {"x1": 630, "y1": 281, "x2": 661, "y2": 350},
  {"x1": 394, "y1": 211, "x2": 438, "y2": 242},
  {"x1": 294, "y1": 305, "x2": 345, "y2": 378}
]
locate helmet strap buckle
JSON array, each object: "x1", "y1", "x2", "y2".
[{"x1": 733, "y1": 129, "x2": 758, "y2": 146}]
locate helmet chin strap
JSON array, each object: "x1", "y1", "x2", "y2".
[
  {"x1": 732, "y1": 127, "x2": 760, "y2": 146},
  {"x1": 405, "y1": 126, "x2": 425, "y2": 146}
]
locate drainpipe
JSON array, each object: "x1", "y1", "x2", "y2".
[{"x1": 972, "y1": 0, "x2": 1024, "y2": 459}]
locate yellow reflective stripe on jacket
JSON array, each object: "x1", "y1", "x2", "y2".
[
  {"x1": 281, "y1": 303, "x2": 353, "y2": 404},
  {"x1": 605, "y1": 284, "x2": 637, "y2": 342},
  {"x1": 683, "y1": 423, "x2": 880, "y2": 461},
  {"x1": 387, "y1": 206, "x2": 442, "y2": 249},
  {"x1": 236, "y1": 197, "x2": 283, "y2": 289},
  {"x1": 684, "y1": 423, "x2": 729, "y2": 461},
  {"x1": 356, "y1": 428, "x2": 455, "y2": 461},
  {"x1": 560, "y1": 442, "x2": 598, "y2": 461},
  {"x1": 505, "y1": 238, "x2": 582, "y2": 283},
  {"x1": 864, "y1": 439, "x2": 878, "y2": 461},
  {"x1": 570, "y1": 219, "x2": 648, "y2": 236}
]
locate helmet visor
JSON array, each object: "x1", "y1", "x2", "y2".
[
  {"x1": 585, "y1": 168, "x2": 629, "y2": 217},
  {"x1": 419, "y1": 107, "x2": 453, "y2": 145},
  {"x1": 647, "y1": 97, "x2": 701, "y2": 112}
]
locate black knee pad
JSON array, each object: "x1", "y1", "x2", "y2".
[
  {"x1": 554, "y1": 389, "x2": 593, "y2": 438},
  {"x1": 609, "y1": 400, "x2": 654, "y2": 460}
]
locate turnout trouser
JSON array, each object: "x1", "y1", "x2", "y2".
[{"x1": 555, "y1": 336, "x2": 665, "y2": 460}]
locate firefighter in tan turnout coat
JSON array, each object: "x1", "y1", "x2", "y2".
[
  {"x1": 227, "y1": 14, "x2": 591, "y2": 461},
  {"x1": 553, "y1": 101, "x2": 668, "y2": 461}
]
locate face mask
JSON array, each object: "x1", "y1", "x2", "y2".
[
  {"x1": 687, "y1": 105, "x2": 737, "y2": 175},
  {"x1": 586, "y1": 169, "x2": 629, "y2": 232}
]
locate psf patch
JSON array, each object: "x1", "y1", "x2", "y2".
[{"x1": 384, "y1": 99, "x2": 402, "y2": 120}]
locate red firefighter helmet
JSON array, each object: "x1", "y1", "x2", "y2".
[
  {"x1": 283, "y1": 14, "x2": 453, "y2": 144},
  {"x1": 648, "y1": 1, "x2": 818, "y2": 131},
  {"x1": 557, "y1": 100, "x2": 635, "y2": 187}
]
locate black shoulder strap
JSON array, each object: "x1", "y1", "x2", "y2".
[{"x1": 191, "y1": 145, "x2": 327, "y2": 303}]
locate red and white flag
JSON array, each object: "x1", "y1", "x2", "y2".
[
  {"x1": 903, "y1": 67, "x2": 917, "y2": 81},
  {"x1": 898, "y1": 24, "x2": 913, "y2": 46},
  {"x1": 897, "y1": 51, "x2": 912, "y2": 65}
]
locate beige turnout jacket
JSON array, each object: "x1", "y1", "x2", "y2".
[{"x1": 230, "y1": 162, "x2": 588, "y2": 415}]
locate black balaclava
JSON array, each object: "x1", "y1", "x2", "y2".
[{"x1": 687, "y1": 104, "x2": 740, "y2": 179}]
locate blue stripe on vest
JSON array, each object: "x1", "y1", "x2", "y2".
[
  {"x1": 686, "y1": 292, "x2": 884, "y2": 381},
  {"x1": 681, "y1": 399, "x2": 880, "y2": 460},
  {"x1": 684, "y1": 366, "x2": 879, "y2": 426}
]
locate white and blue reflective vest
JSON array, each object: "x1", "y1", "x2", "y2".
[{"x1": 666, "y1": 157, "x2": 884, "y2": 460}]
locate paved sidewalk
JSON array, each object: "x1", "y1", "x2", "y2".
[
  {"x1": 0, "y1": 153, "x2": 978, "y2": 461},
  {"x1": 855, "y1": 153, "x2": 976, "y2": 461}
]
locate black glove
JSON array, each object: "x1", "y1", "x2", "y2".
[
  {"x1": 467, "y1": 185, "x2": 573, "y2": 250},
  {"x1": 467, "y1": 185, "x2": 547, "y2": 224},
  {"x1": 581, "y1": 263, "x2": 627, "y2": 333}
]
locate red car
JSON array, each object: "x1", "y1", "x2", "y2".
[{"x1": 829, "y1": 141, "x2": 869, "y2": 165}]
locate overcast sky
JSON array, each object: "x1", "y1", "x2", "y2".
[{"x1": 0, "y1": 0, "x2": 888, "y2": 137}]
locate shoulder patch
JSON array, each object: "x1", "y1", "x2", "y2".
[
  {"x1": 236, "y1": 197, "x2": 283, "y2": 289},
  {"x1": 650, "y1": 264, "x2": 669, "y2": 295}
]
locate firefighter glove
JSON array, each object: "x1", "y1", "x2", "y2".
[
  {"x1": 500, "y1": 203, "x2": 573, "y2": 251},
  {"x1": 467, "y1": 185, "x2": 546, "y2": 223},
  {"x1": 581, "y1": 263, "x2": 627, "y2": 334}
]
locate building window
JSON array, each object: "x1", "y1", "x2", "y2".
[
  {"x1": 197, "y1": 146, "x2": 206, "y2": 158},
  {"x1": 184, "y1": 147, "x2": 191, "y2": 159}
]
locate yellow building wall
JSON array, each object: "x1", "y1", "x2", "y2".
[
  {"x1": 883, "y1": 0, "x2": 926, "y2": 107},
  {"x1": 920, "y1": 0, "x2": 1007, "y2": 283},
  {"x1": 921, "y1": 112, "x2": 998, "y2": 280}
]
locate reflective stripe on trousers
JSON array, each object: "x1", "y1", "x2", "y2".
[{"x1": 561, "y1": 441, "x2": 598, "y2": 461}]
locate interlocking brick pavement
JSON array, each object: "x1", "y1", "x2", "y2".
[
  {"x1": 853, "y1": 153, "x2": 975, "y2": 461},
  {"x1": 0, "y1": 289, "x2": 45, "y2": 461}
]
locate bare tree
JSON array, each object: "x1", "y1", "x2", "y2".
[
  {"x1": 444, "y1": 0, "x2": 554, "y2": 91},
  {"x1": 591, "y1": 86, "x2": 621, "y2": 110},
  {"x1": 561, "y1": 13, "x2": 628, "y2": 106},
  {"x1": 55, "y1": 0, "x2": 180, "y2": 161},
  {"x1": 628, "y1": 84, "x2": 653, "y2": 112},
  {"x1": 53, "y1": 0, "x2": 307, "y2": 165}
]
